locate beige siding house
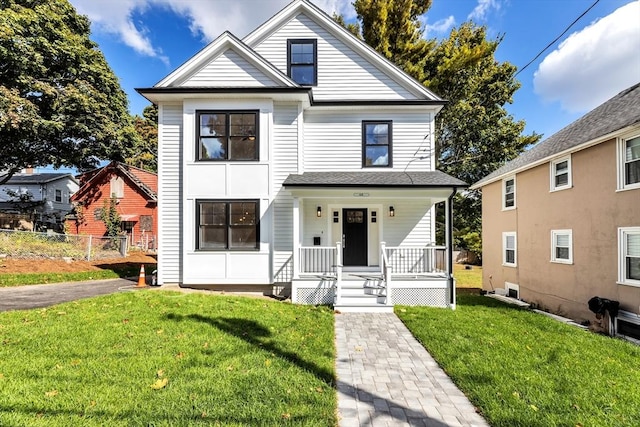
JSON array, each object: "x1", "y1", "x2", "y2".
[{"x1": 472, "y1": 83, "x2": 640, "y2": 340}]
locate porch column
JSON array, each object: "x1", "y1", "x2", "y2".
[
  {"x1": 445, "y1": 188, "x2": 457, "y2": 309},
  {"x1": 292, "y1": 197, "x2": 300, "y2": 280}
]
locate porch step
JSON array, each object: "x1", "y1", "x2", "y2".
[
  {"x1": 338, "y1": 293, "x2": 384, "y2": 305},
  {"x1": 334, "y1": 303, "x2": 394, "y2": 313}
]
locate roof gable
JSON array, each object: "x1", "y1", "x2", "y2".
[
  {"x1": 156, "y1": 32, "x2": 297, "y2": 88},
  {"x1": 73, "y1": 162, "x2": 157, "y2": 202},
  {"x1": 472, "y1": 82, "x2": 640, "y2": 188},
  {"x1": 243, "y1": 0, "x2": 442, "y2": 101}
]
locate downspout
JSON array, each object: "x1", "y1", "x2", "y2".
[{"x1": 447, "y1": 187, "x2": 457, "y2": 310}]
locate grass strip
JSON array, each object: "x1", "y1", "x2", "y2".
[
  {"x1": 396, "y1": 295, "x2": 640, "y2": 427},
  {"x1": 0, "y1": 292, "x2": 336, "y2": 426},
  {"x1": 0, "y1": 265, "x2": 146, "y2": 287}
]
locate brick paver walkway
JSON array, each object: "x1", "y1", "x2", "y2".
[{"x1": 335, "y1": 313, "x2": 489, "y2": 427}]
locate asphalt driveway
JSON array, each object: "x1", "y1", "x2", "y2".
[{"x1": 0, "y1": 279, "x2": 139, "y2": 312}]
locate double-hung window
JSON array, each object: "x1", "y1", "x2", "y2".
[
  {"x1": 55, "y1": 189, "x2": 62, "y2": 203},
  {"x1": 362, "y1": 121, "x2": 392, "y2": 167},
  {"x1": 503, "y1": 176, "x2": 516, "y2": 209},
  {"x1": 550, "y1": 156, "x2": 571, "y2": 191},
  {"x1": 197, "y1": 111, "x2": 258, "y2": 161},
  {"x1": 287, "y1": 39, "x2": 317, "y2": 86},
  {"x1": 619, "y1": 135, "x2": 640, "y2": 189},
  {"x1": 551, "y1": 229, "x2": 573, "y2": 264},
  {"x1": 503, "y1": 232, "x2": 517, "y2": 267},
  {"x1": 197, "y1": 200, "x2": 259, "y2": 250},
  {"x1": 618, "y1": 227, "x2": 640, "y2": 286}
]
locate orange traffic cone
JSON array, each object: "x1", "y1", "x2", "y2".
[{"x1": 137, "y1": 265, "x2": 147, "y2": 287}]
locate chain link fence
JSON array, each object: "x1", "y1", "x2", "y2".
[{"x1": 0, "y1": 229, "x2": 127, "y2": 261}]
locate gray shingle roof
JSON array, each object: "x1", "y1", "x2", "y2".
[
  {"x1": 0, "y1": 173, "x2": 76, "y2": 185},
  {"x1": 283, "y1": 171, "x2": 467, "y2": 187},
  {"x1": 473, "y1": 82, "x2": 640, "y2": 188}
]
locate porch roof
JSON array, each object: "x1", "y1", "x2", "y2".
[{"x1": 283, "y1": 171, "x2": 467, "y2": 188}]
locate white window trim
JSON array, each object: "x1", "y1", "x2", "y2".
[
  {"x1": 502, "y1": 176, "x2": 516, "y2": 211},
  {"x1": 550, "y1": 155, "x2": 572, "y2": 192},
  {"x1": 616, "y1": 132, "x2": 640, "y2": 191},
  {"x1": 618, "y1": 227, "x2": 640, "y2": 287},
  {"x1": 550, "y1": 229, "x2": 573, "y2": 264},
  {"x1": 502, "y1": 231, "x2": 517, "y2": 267}
]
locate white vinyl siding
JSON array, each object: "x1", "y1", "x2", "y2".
[
  {"x1": 303, "y1": 109, "x2": 432, "y2": 171},
  {"x1": 182, "y1": 50, "x2": 279, "y2": 87},
  {"x1": 272, "y1": 102, "x2": 300, "y2": 282},
  {"x1": 618, "y1": 227, "x2": 640, "y2": 287},
  {"x1": 388, "y1": 201, "x2": 434, "y2": 247},
  {"x1": 550, "y1": 156, "x2": 571, "y2": 191},
  {"x1": 551, "y1": 229, "x2": 573, "y2": 264},
  {"x1": 158, "y1": 103, "x2": 183, "y2": 284},
  {"x1": 503, "y1": 232, "x2": 517, "y2": 267},
  {"x1": 251, "y1": 13, "x2": 419, "y2": 100}
]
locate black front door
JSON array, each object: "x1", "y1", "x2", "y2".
[{"x1": 343, "y1": 208, "x2": 367, "y2": 266}]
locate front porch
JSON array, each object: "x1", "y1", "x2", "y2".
[
  {"x1": 291, "y1": 243, "x2": 451, "y2": 312},
  {"x1": 282, "y1": 171, "x2": 466, "y2": 311}
]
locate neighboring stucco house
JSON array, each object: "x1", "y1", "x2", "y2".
[
  {"x1": 137, "y1": 0, "x2": 466, "y2": 311},
  {"x1": 471, "y1": 83, "x2": 640, "y2": 340},
  {"x1": 68, "y1": 161, "x2": 157, "y2": 248},
  {"x1": 0, "y1": 172, "x2": 78, "y2": 230}
]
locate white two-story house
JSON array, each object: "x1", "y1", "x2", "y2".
[{"x1": 137, "y1": 0, "x2": 466, "y2": 311}]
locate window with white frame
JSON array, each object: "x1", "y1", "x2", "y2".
[
  {"x1": 503, "y1": 232, "x2": 517, "y2": 267},
  {"x1": 618, "y1": 227, "x2": 640, "y2": 286},
  {"x1": 55, "y1": 189, "x2": 62, "y2": 203},
  {"x1": 551, "y1": 229, "x2": 573, "y2": 263},
  {"x1": 550, "y1": 156, "x2": 571, "y2": 191},
  {"x1": 618, "y1": 134, "x2": 640, "y2": 190},
  {"x1": 503, "y1": 176, "x2": 516, "y2": 209}
]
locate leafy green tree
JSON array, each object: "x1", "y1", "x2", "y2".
[
  {"x1": 0, "y1": 0, "x2": 138, "y2": 184},
  {"x1": 99, "y1": 196, "x2": 121, "y2": 238},
  {"x1": 345, "y1": 2, "x2": 541, "y2": 258},
  {"x1": 353, "y1": 0, "x2": 434, "y2": 81},
  {"x1": 127, "y1": 104, "x2": 158, "y2": 173}
]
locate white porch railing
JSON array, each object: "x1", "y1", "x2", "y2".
[
  {"x1": 299, "y1": 246, "x2": 337, "y2": 275},
  {"x1": 299, "y1": 243, "x2": 343, "y2": 305},
  {"x1": 380, "y1": 242, "x2": 392, "y2": 306},
  {"x1": 384, "y1": 245, "x2": 446, "y2": 275}
]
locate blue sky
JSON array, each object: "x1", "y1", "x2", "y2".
[{"x1": 69, "y1": 0, "x2": 639, "y2": 141}]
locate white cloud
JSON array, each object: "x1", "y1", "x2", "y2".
[
  {"x1": 423, "y1": 16, "x2": 456, "y2": 37},
  {"x1": 69, "y1": 0, "x2": 354, "y2": 63},
  {"x1": 468, "y1": 0, "x2": 502, "y2": 21},
  {"x1": 533, "y1": 0, "x2": 640, "y2": 113}
]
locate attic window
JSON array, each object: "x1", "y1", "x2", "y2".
[
  {"x1": 110, "y1": 176, "x2": 124, "y2": 199},
  {"x1": 287, "y1": 39, "x2": 317, "y2": 86}
]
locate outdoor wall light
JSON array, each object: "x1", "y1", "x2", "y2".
[
  {"x1": 317, "y1": 206, "x2": 322, "y2": 217},
  {"x1": 389, "y1": 206, "x2": 395, "y2": 217}
]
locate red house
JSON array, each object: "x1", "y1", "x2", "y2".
[{"x1": 67, "y1": 162, "x2": 158, "y2": 250}]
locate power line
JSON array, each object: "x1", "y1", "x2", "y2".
[{"x1": 515, "y1": 0, "x2": 601, "y2": 76}]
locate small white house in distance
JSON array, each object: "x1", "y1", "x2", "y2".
[
  {"x1": 137, "y1": 0, "x2": 466, "y2": 312},
  {"x1": 0, "y1": 172, "x2": 78, "y2": 230}
]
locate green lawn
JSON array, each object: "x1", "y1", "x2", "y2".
[
  {"x1": 0, "y1": 292, "x2": 336, "y2": 426},
  {"x1": 454, "y1": 263, "x2": 482, "y2": 288},
  {"x1": 0, "y1": 264, "x2": 151, "y2": 287},
  {"x1": 396, "y1": 295, "x2": 640, "y2": 427}
]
